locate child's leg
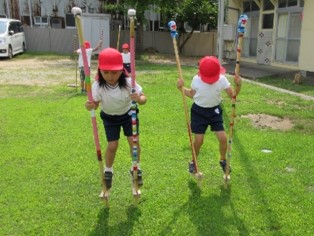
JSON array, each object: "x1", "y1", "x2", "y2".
[
  {"x1": 215, "y1": 131, "x2": 228, "y2": 160},
  {"x1": 105, "y1": 140, "x2": 119, "y2": 168},
  {"x1": 194, "y1": 133, "x2": 205, "y2": 157},
  {"x1": 79, "y1": 67, "x2": 85, "y2": 91}
]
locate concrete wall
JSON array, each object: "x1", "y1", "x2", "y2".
[
  {"x1": 299, "y1": 0, "x2": 314, "y2": 72},
  {"x1": 109, "y1": 30, "x2": 217, "y2": 56}
]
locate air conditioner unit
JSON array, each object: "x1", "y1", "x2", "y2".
[{"x1": 223, "y1": 24, "x2": 235, "y2": 41}]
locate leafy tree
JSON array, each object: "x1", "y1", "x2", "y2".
[
  {"x1": 103, "y1": 0, "x2": 160, "y2": 54},
  {"x1": 103, "y1": 0, "x2": 218, "y2": 54},
  {"x1": 161, "y1": 0, "x2": 218, "y2": 53}
]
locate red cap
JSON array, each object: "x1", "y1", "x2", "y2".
[
  {"x1": 98, "y1": 48, "x2": 123, "y2": 71},
  {"x1": 122, "y1": 43, "x2": 129, "y2": 49},
  {"x1": 198, "y1": 56, "x2": 226, "y2": 84},
  {"x1": 84, "y1": 41, "x2": 91, "y2": 49}
]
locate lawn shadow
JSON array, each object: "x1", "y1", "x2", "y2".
[
  {"x1": 222, "y1": 105, "x2": 284, "y2": 234},
  {"x1": 223, "y1": 101, "x2": 281, "y2": 232},
  {"x1": 220, "y1": 184, "x2": 249, "y2": 235},
  {"x1": 89, "y1": 205, "x2": 141, "y2": 236},
  {"x1": 159, "y1": 180, "x2": 249, "y2": 235},
  {"x1": 232, "y1": 134, "x2": 284, "y2": 234}
]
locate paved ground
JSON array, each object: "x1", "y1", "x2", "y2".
[
  {"x1": 222, "y1": 60, "x2": 314, "y2": 101},
  {"x1": 223, "y1": 60, "x2": 299, "y2": 80}
]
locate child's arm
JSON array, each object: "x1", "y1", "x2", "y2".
[
  {"x1": 177, "y1": 78, "x2": 196, "y2": 98},
  {"x1": 92, "y1": 40, "x2": 103, "y2": 52},
  {"x1": 225, "y1": 75, "x2": 242, "y2": 98}
]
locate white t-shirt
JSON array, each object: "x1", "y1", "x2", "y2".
[
  {"x1": 92, "y1": 77, "x2": 143, "y2": 115},
  {"x1": 121, "y1": 52, "x2": 131, "y2": 63},
  {"x1": 77, "y1": 48, "x2": 93, "y2": 67},
  {"x1": 191, "y1": 74, "x2": 230, "y2": 108}
]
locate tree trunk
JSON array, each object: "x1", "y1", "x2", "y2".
[{"x1": 179, "y1": 29, "x2": 194, "y2": 54}]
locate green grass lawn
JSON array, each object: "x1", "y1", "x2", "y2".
[{"x1": 0, "y1": 54, "x2": 313, "y2": 235}]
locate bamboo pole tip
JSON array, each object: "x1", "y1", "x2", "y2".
[
  {"x1": 128, "y1": 9, "x2": 136, "y2": 17},
  {"x1": 71, "y1": 7, "x2": 82, "y2": 16}
]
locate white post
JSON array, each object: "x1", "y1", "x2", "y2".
[
  {"x1": 5, "y1": 0, "x2": 10, "y2": 18},
  {"x1": 218, "y1": 0, "x2": 225, "y2": 64}
]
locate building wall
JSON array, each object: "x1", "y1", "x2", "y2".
[
  {"x1": 227, "y1": 0, "x2": 314, "y2": 72},
  {"x1": 299, "y1": 0, "x2": 314, "y2": 72},
  {"x1": 224, "y1": 0, "x2": 241, "y2": 57}
]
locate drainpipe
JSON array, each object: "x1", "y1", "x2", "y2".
[
  {"x1": 19, "y1": 0, "x2": 22, "y2": 20},
  {"x1": 5, "y1": 0, "x2": 10, "y2": 18},
  {"x1": 28, "y1": 0, "x2": 33, "y2": 26}
]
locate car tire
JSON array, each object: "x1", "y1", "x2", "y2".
[
  {"x1": 23, "y1": 42, "x2": 26, "y2": 53},
  {"x1": 8, "y1": 45, "x2": 13, "y2": 59}
]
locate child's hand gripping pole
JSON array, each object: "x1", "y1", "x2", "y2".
[
  {"x1": 225, "y1": 14, "x2": 248, "y2": 184},
  {"x1": 128, "y1": 9, "x2": 141, "y2": 198},
  {"x1": 168, "y1": 21, "x2": 204, "y2": 184},
  {"x1": 72, "y1": 7, "x2": 108, "y2": 204}
]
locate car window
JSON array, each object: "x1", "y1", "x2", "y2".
[
  {"x1": 0, "y1": 22, "x2": 6, "y2": 34},
  {"x1": 17, "y1": 22, "x2": 24, "y2": 32},
  {"x1": 9, "y1": 22, "x2": 15, "y2": 32}
]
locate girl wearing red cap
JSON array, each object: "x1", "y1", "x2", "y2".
[
  {"x1": 85, "y1": 48, "x2": 147, "y2": 190},
  {"x1": 177, "y1": 56, "x2": 242, "y2": 176},
  {"x1": 76, "y1": 40, "x2": 102, "y2": 93},
  {"x1": 121, "y1": 43, "x2": 131, "y2": 73}
]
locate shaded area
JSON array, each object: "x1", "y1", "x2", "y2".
[{"x1": 223, "y1": 61, "x2": 299, "y2": 80}]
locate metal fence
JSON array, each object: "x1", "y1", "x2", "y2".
[{"x1": 24, "y1": 27, "x2": 217, "y2": 57}]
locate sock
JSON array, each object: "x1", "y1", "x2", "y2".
[
  {"x1": 131, "y1": 163, "x2": 140, "y2": 171},
  {"x1": 105, "y1": 167, "x2": 113, "y2": 173}
]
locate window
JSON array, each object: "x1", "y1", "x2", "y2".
[
  {"x1": 287, "y1": 0, "x2": 298, "y2": 7},
  {"x1": 34, "y1": 16, "x2": 49, "y2": 26},
  {"x1": 262, "y1": 13, "x2": 274, "y2": 29},
  {"x1": 278, "y1": 0, "x2": 303, "y2": 8},
  {"x1": 66, "y1": 13, "x2": 75, "y2": 28},
  {"x1": 241, "y1": 1, "x2": 260, "y2": 58},
  {"x1": 264, "y1": 0, "x2": 274, "y2": 10},
  {"x1": 275, "y1": 13, "x2": 302, "y2": 62},
  {"x1": 243, "y1": 0, "x2": 259, "y2": 13}
]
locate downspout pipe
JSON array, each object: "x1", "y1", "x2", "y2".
[{"x1": 28, "y1": 0, "x2": 33, "y2": 26}]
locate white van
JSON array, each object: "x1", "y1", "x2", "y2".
[{"x1": 0, "y1": 18, "x2": 26, "y2": 59}]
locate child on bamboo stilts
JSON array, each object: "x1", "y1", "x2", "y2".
[
  {"x1": 177, "y1": 56, "x2": 242, "y2": 176},
  {"x1": 121, "y1": 43, "x2": 131, "y2": 73},
  {"x1": 77, "y1": 40, "x2": 102, "y2": 93},
  {"x1": 85, "y1": 48, "x2": 147, "y2": 190}
]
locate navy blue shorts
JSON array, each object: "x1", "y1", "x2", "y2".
[
  {"x1": 191, "y1": 103, "x2": 224, "y2": 134},
  {"x1": 123, "y1": 63, "x2": 131, "y2": 73},
  {"x1": 100, "y1": 110, "x2": 139, "y2": 142},
  {"x1": 79, "y1": 67, "x2": 90, "y2": 82}
]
